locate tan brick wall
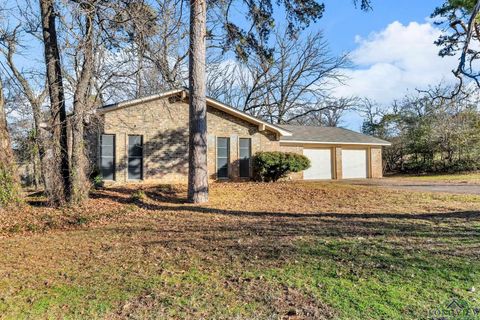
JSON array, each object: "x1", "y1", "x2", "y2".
[
  {"x1": 101, "y1": 97, "x2": 280, "y2": 183},
  {"x1": 370, "y1": 147, "x2": 383, "y2": 178},
  {"x1": 334, "y1": 147, "x2": 342, "y2": 180}
]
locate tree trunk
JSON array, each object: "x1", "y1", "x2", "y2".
[
  {"x1": 0, "y1": 78, "x2": 20, "y2": 206},
  {"x1": 70, "y1": 4, "x2": 95, "y2": 204},
  {"x1": 187, "y1": 0, "x2": 208, "y2": 203},
  {"x1": 39, "y1": 0, "x2": 71, "y2": 205},
  {"x1": 31, "y1": 102, "x2": 49, "y2": 191}
]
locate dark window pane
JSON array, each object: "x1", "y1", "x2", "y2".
[
  {"x1": 239, "y1": 138, "x2": 251, "y2": 177},
  {"x1": 128, "y1": 158, "x2": 142, "y2": 180},
  {"x1": 217, "y1": 138, "x2": 229, "y2": 178},
  {"x1": 240, "y1": 159, "x2": 250, "y2": 177},
  {"x1": 101, "y1": 157, "x2": 114, "y2": 180},
  {"x1": 128, "y1": 135, "x2": 143, "y2": 157},
  {"x1": 217, "y1": 158, "x2": 228, "y2": 178},
  {"x1": 129, "y1": 145, "x2": 142, "y2": 157},
  {"x1": 128, "y1": 135, "x2": 143, "y2": 180},
  {"x1": 100, "y1": 134, "x2": 115, "y2": 180}
]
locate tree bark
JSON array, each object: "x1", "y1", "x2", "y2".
[
  {"x1": 70, "y1": 3, "x2": 95, "y2": 204},
  {"x1": 187, "y1": 0, "x2": 208, "y2": 203},
  {"x1": 39, "y1": 0, "x2": 71, "y2": 205}
]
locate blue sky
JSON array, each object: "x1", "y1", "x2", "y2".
[
  {"x1": 320, "y1": 0, "x2": 442, "y2": 54},
  {"x1": 309, "y1": 0, "x2": 459, "y2": 130}
]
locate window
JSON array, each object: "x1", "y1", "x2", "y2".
[
  {"x1": 128, "y1": 135, "x2": 143, "y2": 180},
  {"x1": 216, "y1": 137, "x2": 230, "y2": 178},
  {"x1": 239, "y1": 138, "x2": 251, "y2": 177},
  {"x1": 100, "y1": 134, "x2": 115, "y2": 180}
]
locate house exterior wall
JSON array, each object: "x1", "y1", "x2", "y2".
[
  {"x1": 370, "y1": 147, "x2": 383, "y2": 178},
  {"x1": 100, "y1": 97, "x2": 280, "y2": 183}
]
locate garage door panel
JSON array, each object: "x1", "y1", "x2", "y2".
[
  {"x1": 303, "y1": 148, "x2": 332, "y2": 180},
  {"x1": 342, "y1": 149, "x2": 367, "y2": 179}
]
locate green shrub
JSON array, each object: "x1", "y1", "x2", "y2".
[
  {"x1": 89, "y1": 167, "x2": 104, "y2": 189},
  {"x1": 253, "y1": 151, "x2": 310, "y2": 182}
]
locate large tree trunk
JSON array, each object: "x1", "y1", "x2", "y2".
[
  {"x1": 70, "y1": 4, "x2": 95, "y2": 204},
  {"x1": 187, "y1": 0, "x2": 208, "y2": 203},
  {"x1": 0, "y1": 78, "x2": 20, "y2": 206},
  {"x1": 39, "y1": 0, "x2": 71, "y2": 205}
]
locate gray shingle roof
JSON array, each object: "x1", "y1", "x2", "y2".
[{"x1": 278, "y1": 125, "x2": 391, "y2": 146}]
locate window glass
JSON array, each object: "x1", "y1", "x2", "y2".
[
  {"x1": 100, "y1": 134, "x2": 115, "y2": 180},
  {"x1": 217, "y1": 137, "x2": 229, "y2": 178}
]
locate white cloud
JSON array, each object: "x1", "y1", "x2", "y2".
[{"x1": 335, "y1": 21, "x2": 459, "y2": 104}]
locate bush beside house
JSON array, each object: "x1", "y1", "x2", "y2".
[{"x1": 253, "y1": 151, "x2": 311, "y2": 182}]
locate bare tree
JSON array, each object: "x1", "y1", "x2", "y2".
[
  {"x1": 69, "y1": 1, "x2": 96, "y2": 204},
  {"x1": 0, "y1": 27, "x2": 49, "y2": 190},
  {"x1": 295, "y1": 97, "x2": 357, "y2": 127},
  {"x1": 39, "y1": 0, "x2": 71, "y2": 205},
  {"x1": 0, "y1": 74, "x2": 20, "y2": 206},
  {"x1": 209, "y1": 31, "x2": 348, "y2": 124}
]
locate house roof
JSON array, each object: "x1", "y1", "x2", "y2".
[
  {"x1": 98, "y1": 88, "x2": 390, "y2": 146},
  {"x1": 99, "y1": 88, "x2": 292, "y2": 137},
  {"x1": 279, "y1": 125, "x2": 391, "y2": 146}
]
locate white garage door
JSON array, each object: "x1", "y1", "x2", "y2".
[
  {"x1": 342, "y1": 149, "x2": 368, "y2": 179},
  {"x1": 303, "y1": 148, "x2": 332, "y2": 180}
]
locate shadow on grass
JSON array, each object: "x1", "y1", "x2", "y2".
[{"x1": 89, "y1": 186, "x2": 480, "y2": 263}]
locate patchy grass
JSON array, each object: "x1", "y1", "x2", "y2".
[
  {"x1": 391, "y1": 172, "x2": 480, "y2": 184},
  {"x1": 0, "y1": 182, "x2": 479, "y2": 319}
]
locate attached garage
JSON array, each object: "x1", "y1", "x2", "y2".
[
  {"x1": 341, "y1": 149, "x2": 368, "y2": 179},
  {"x1": 279, "y1": 125, "x2": 391, "y2": 180},
  {"x1": 303, "y1": 148, "x2": 333, "y2": 180}
]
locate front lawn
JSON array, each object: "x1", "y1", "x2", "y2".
[
  {"x1": 0, "y1": 182, "x2": 479, "y2": 319},
  {"x1": 391, "y1": 172, "x2": 480, "y2": 184}
]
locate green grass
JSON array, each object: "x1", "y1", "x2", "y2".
[
  {"x1": 1, "y1": 182, "x2": 479, "y2": 319},
  {"x1": 255, "y1": 239, "x2": 480, "y2": 319}
]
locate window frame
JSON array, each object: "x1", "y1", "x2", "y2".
[
  {"x1": 127, "y1": 134, "x2": 144, "y2": 181},
  {"x1": 216, "y1": 137, "x2": 230, "y2": 179},
  {"x1": 100, "y1": 134, "x2": 116, "y2": 181},
  {"x1": 239, "y1": 137, "x2": 252, "y2": 178}
]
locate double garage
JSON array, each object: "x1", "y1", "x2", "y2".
[
  {"x1": 278, "y1": 125, "x2": 391, "y2": 180},
  {"x1": 303, "y1": 147, "x2": 369, "y2": 180}
]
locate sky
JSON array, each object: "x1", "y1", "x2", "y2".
[
  {"x1": 310, "y1": 0, "x2": 458, "y2": 130},
  {"x1": 2, "y1": 0, "x2": 459, "y2": 131}
]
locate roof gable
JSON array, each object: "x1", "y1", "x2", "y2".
[{"x1": 99, "y1": 88, "x2": 292, "y2": 137}]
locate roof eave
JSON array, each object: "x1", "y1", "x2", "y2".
[{"x1": 280, "y1": 140, "x2": 391, "y2": 146}]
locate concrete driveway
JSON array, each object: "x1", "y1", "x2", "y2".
[{"x1": 341, "y1": 178, "x2": 480, "y2": 195}]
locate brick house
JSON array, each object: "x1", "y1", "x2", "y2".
[{"x1": 94, "y1": 88, "x2": 390, "y2": 183}]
